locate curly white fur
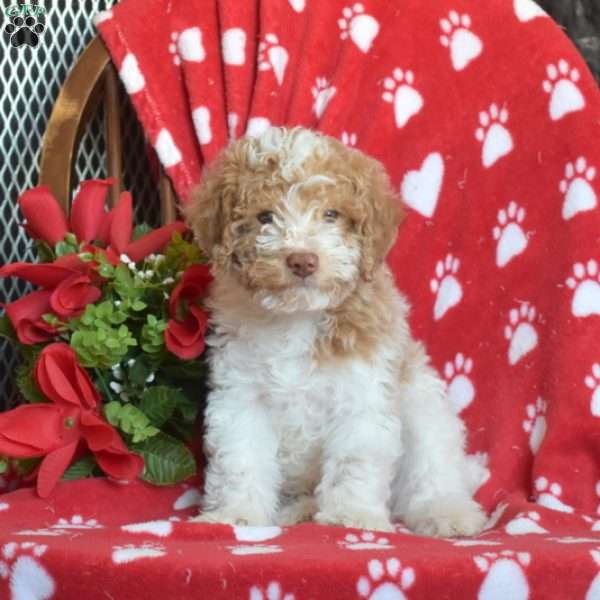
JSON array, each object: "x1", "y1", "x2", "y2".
[{"x1": 190, "y1": 127, "x2": 488, "y2": 536}]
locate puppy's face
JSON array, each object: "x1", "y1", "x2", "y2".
[{"x1": 186, "y1": 128, "x2": 403, "y2": 313}]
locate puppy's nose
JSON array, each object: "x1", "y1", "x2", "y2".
[{"x1": 286, "y1": 252, "x2": 319, "y2": 278}]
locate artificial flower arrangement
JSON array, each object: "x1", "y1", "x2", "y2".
[{"x1": 0, "y1": 179, "x2": 212, "y2": 497}]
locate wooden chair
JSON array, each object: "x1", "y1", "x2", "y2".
[{"x1": 38, "y1": 36, "x2": 177, "y2": 223}]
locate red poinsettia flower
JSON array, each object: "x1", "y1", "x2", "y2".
[
  {"x1": 19, "y1": 180, "x2": 114, "y2": 245},
  {"x1": 0, "y1": 344, "x2": 144, "y2": 497},
  {"x1": 165, "y1": 264, "x2": 212, "y2": 359},
  {"x1": 18, "y1": 180, "x2": 187, "y2": 262},
  {"x1": 104, "y1": 191, "x2": 187, "y2": 263}
]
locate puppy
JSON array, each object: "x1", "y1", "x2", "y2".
[{"x1": 186, "y1": 127, "x2": 487, "y2": 536}]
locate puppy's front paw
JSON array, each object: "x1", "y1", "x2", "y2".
[
  {"x1": 315, "y1": 509, "x2": 394, "y2": 532},
  {"x1": 278, "y1": 495, "x2": 317, "y2": 525},
  {"x1": 191, "y1": 508, "x2": 272, "y2": 527},
  {"x1": 405, "y1": 499, "x2": 487, "y2": 538}
]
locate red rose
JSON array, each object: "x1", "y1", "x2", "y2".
[
  {"x1": 0, "y1": 343, "x2": 143, "y2": 497},
  {"x1": 4, "y1": 290, "x2": 56, "y2": 344},
  {"x1": 165, "y1": 264, "x2": 212, "y2": 360},
  {"x1": 49, "y1": 274, "x2": 101, "y2": 318},
  {"x1": 165, "y1": 305, "x2": 209, "y2": 360},
  {"x1": 0, "y1": 256, "x2": 100, "y2": 342}
]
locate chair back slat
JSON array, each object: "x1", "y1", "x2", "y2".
[{"x1": 103, "y1": 65, "x2": 123, "y2": 208}]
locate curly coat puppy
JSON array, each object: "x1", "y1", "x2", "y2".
[{"x1": 185, "y1": 127, "x2": 488, "y2": 536}]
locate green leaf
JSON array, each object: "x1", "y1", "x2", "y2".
[
  {"x1": 104, "y1": 401, "x2": 122, "y2": 427},
  {"x1": 162, "y1": 360, "x2": 208, "y2": 382},
  {"x1": 62, "y1": 455, "x2": 98, "y2": 480},
  {"x1": 128, "y1": 358, "x2": 152, "y2": 387},
  {"x1": 176, "y1": 397, "x2": 199, "y2": 424},
  {"x1": 132, "y1": 300, "x2": 147, "y2": 312},
  {"x1": 103, "y1": 402, "x2": 159, "y2": 442},
  {"x1": 0, "y1": 315, "x2": 16, "y2": 342},
  {"x1": 139, "y1": 386, "x2": 183, "y2": 428},
  {"x1": 14, "y1": 457, "x2": 41, "y2": 476},
  {"x1": 35, "y1": 240, "x2": 56, "y2": 263},
  {"x1": 55, "y1": 240, "x2": 79, "y2": 257},
  {"x1": 113, "y1": 264, "x2": 140, "y2": 299},
  {"x1": 132, "y1": 433, "x2": 196, "y2": 486},
  {"x1": 0, "y1": 457, "x2": 8, "y2": 475},
  {"x1": 15, "y1": 362, "x2": 46, "y2": 403},
  {"x1": 98, "y1": 263, "x2": 115, "y2": 278},
  {"x1": 133, "y1": 223, "x2": 153, "y2": 241}
]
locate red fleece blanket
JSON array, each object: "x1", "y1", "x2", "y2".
[{"x1": 3, "y1": 0, "x2": 600, "y2": 597}]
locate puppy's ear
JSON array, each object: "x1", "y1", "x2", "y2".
[
  {"x1": 358, "y1": 159, "x2": 405, "y2": 281},
  {"x1": 183, "y1": 151, "x2": 237, "y2": 256}
]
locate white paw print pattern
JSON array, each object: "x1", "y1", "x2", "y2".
[
  {"x1": 439, "y1": 11, "x2": 482, "y2": 71},
  {"x1": 341, "y1": 132, "x2": 357, "y2": 146},
  {"x1": 119, "y1": 53, "x2": 145, "y2": 94},
  {"x1": 0, "y1": 502, "x2": 8, "y2": 511},
  {"x1": 312, "y1": 78, "x2": 337, "y2": 118},
  {"x1": 504, "y1": 303, "x2": 538, "y2": 366},
  {"x1": 246, "y1": 117, "x2": 273, "y2": 138},
  {"x1": 228, "y1": 112, "x2": 240, "y2": 139},
  {"x1": 338, "y1": 3, "x2": 380, "y2": 53},
  {"x1": 534, "y1": 477, "x2": 574, "y2": 513},
  {"x1": 505, "y1": 511, "x2": 548, "y2": 535},
  {"x1": 560, "y1": 157, "x2": 597, "y2": 220},
  {"x1": 249, "y1": 582, "x2": 295, "y2": 600},
  {"x1": 474, "y1": 551, "x2": 530, "y2": 600},
  {"x1": 475, "y1": 103, "x2": 514, "y2": 168},
  {"x1": 179, "y1": 27, "x2": 206, "y2": 62},
  {"x1": 587, "y1": 549, "x2": 600, "y2": 600},
  {"x1": 584, "y1": 364, "x2": 600, "y2": 418},
  {"x1": 382, "y1": 68, "x2": 424, "y2": 129},
  {"x1": 338, "y1": 531, "x2": 394, "y2": 551},
  {"x1": 229, "y1": 525, "x2": 283, "y2": 555},
  {"x1": 0, "y1": 542, "x2": 54, "y2": 600},
  {"x1": 192, "y1": 106, "x2": 212, "y2": 146},
  {"x1": 430, "y1": 254, "x2": 463, "y2": 320},
  {"x1": 173, "y1": 486, "x2": 203, "y2": 510},
  {"x1": 258, "y1": 34, "x2": 289, "y2": 86},
  {"x1": 513, "y1": 0, "x2": 547, "y2": 22},
  {"x1": 54, "y1": 515, "x2": 102, "y2": 529},
  {"x1": 543, "y1": 59, "x2": 585, "y2": 121},
  {"x1": 154, "y1": 129, "x2": 182, "y2": 168},
  {"x1": 168, "y1": 31, "x2": 181, "y2": 66},
  {"x1": 122, "y1": 520, "x2": 175, "y2": 538},
  {"x1": 401, "y1": 152, "x2": 445, "y2": 218},
  {"x1": 229, "y1": 544, "x2": 282, "y2": 556},
  {"x1": 111, "y1": 543, "x2": 167, "y2": 565},
  {"x1": 92, "y1": 9, "x2": 113, "y2": 25},
  {"x1": 493, "y1": 202, "x2": 528, "y2": 268},
  {"x1": 222, "y1": 27, "x2": 246, "y2": 66},
  {"x1": 566, "y1": 260, "x2": 600, "y2": 318},
  {"x1": 522, "y1": 397, "x2": 547, "y2": 454},
  {"x1": 357, "y1": 558, "x2": 415, "y2": 600},
  {"x1": 288, "y1": 0, "x2": 305, "y2": 13},
  {"x1": 444, "y1": 353, "x2": 475, "y2": 414}
]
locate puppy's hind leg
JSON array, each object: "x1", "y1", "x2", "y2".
[{"x1": 392, "y1": 363, "x2": 487, "y2": 538}]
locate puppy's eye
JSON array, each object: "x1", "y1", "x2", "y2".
[
  {"x1": 324, "y1": 209, "x2": 339, "y2": 222},
  {"x1": 257, "y1": 211, "x2": 275, "y2": 224}
]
